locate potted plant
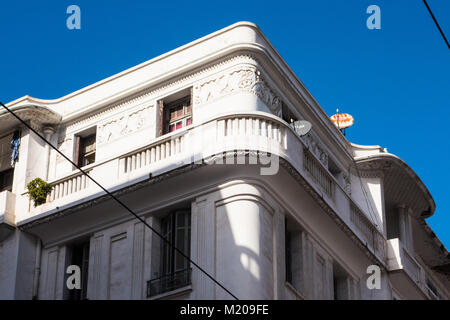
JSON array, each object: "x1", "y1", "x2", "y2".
[{"x1": 27, "y1": 178, "x2": 53, "y2": 207}]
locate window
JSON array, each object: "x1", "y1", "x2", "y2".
[
  {"x1": 0, "y1": 168, "x2": 14, "y2": 192},
  {"x1": 165, "y1": 97, "x2": 192, "y2": 134},
  {"x1": 386, "y1": 208, "x2": 400, "y2": 240},
  {"x1": 282, "y1": 102, "x2": 298, "y2": 125},
  {"x1": 333, "y1": 262, "x2": 352, "y2": 300},
  {"x1": 66, "y1": 240, "x2": 90, "y2": 300},
  {"x1": 147, "y1": 209, "x2": 191, "y2": 297},
  {"x1": 285, "y1": 226, "x2": 292, "y2": 283},
  {"x1": 157, "y1": 89, "x2": 193, "y2": 136},
  {"x1": 285, "y1": 217, "x2": 303, "y2": 294},
  {"x1": 75, "y1": 130, "x2": 96, "y2": 167}
]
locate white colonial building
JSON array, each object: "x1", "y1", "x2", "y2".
[{"x1": 0, "y1": 22, "x2": 449, "y2": 300}]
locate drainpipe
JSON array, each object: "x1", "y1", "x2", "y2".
[{"x1": 32, "y1": 238, "x2": 42, "y2": 300}]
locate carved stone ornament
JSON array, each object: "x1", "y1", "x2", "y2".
[
  {"x1": 343, "y1": 173, "x2": 351, "y2": 195},
  {"x1": 194, "y1": 66, "x2": 282, "y2": 116},
  {"x1": 97, "y1": 105, "x2": 152, "y2": 145}
]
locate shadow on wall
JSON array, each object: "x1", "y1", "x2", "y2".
[{"x1": 214, "y1": 190, "x2": 275, "y2": 300}]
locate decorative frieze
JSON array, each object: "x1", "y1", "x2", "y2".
[
  {"x1": 194, "y1": 66, "x2": 282, "y2": 117},
  {"x1": 97, "y1": 105, "x2": 152, "y2": 145},
  {"x1": 343, "y1": 174, "x2": 351, "y2": 195},
  {"x1": 64, "y1": 54, "x2": 258, "y2": 133}
]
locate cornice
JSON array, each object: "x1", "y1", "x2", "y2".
[
  {"x1": 0, "y1": 104, "x2": 61, "y2": 125},
  {"x1": 63, "y1": 53, "x2": 259, "y2": 133},
  {"x1": 355, "y1": 153, "x2": 435, "y2": 217}
]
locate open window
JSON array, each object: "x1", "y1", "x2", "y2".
[
  {"x1": 65, "y1": 239, "x2": 90, "y2": 300},
  {"x1": 386, "y1": 207, "x2": 400, "y2": 240},
  {"x1": 285, "y1": 216, "x2": 303, "y2": 294},
  {"x1": 0, "y1": 168, "x2": 13, "y2": 192},
  {"x1": 282, "y1": 102, "x2": 298, "y2": 125},
  {"x1": 147, "y1": 208, "x2": 191, "y2": 297},
  {"x1": 0, "y1": 132, "x2": 15, "y2": 192},
  {"x1": 157, "y1": 88, "x2": 192, "y2": 136},
  {"x1": 74, "y1": 127, "x2": 96, "y2": 167},
  {"x1": 333, "y1": 262, "x2": 350, "y2": 300}
]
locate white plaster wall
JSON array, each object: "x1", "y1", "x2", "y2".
[
  {"x1": 0, "y1": 231, "x2": 19, "y2": 299},
  {"x1": 0, "y1": 230, "x2": 37, "y2": 299},
  {"x1": 215, "y1": 197, "x2": 274, "y2": 299},
  {"x1": 350, "y1": 173, "x2": 385, "y2": 233}
]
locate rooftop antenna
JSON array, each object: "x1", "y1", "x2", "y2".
[{"x1": 330, "y1": 108, "x2": 354, "y2": 136}]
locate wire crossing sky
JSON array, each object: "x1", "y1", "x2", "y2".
[{"x1": 1, "y1": 0, "x2": 449, "y2": 247}]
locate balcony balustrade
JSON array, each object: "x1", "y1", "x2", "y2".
[
  {"x1": 147, "y1": 268, "x2": 192, "y2": 298},
  {"x1": 23, "y1": 112, "x2": 387, "y2": 265},
  {"x1": 387, "y1": 238, "x2": 444, "y2": 299}
]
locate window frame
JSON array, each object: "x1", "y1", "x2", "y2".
[
  {"x1": 157, "y1": 90, "x2": 193, "y2": 137},
  {"x1": 0, "y1": 168, "x2": 14, "y2": 192},
  {"x1": 74, "y1": 130, "x2": 97, "y2": 168},
  {"x1": 66, "y1": 240, "x2": 90, "y2": 301},
  {"x1": 160, "y1": 209, "x2": 191, "y2": 276}
]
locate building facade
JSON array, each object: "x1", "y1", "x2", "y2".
[{"x1": 0, "y1": 22, "x2": 449, "y2": 300}]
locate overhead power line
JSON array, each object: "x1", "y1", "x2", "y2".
[
  {"x1": 423, "y1": 0, "x2": 450, "y2": 49},
  {"x1": 0, "y1": 101, "x2": 238, "y2": 300}
]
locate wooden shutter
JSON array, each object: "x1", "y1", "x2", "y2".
[
  {"x1": 189, "y1": 87, "x2": 193, "y2": 120},
  {"x1": 157, "y1": 99, "x2": 164, "y2": 137},
  {"x1": 74, "y1": 136, "x2": 81, "y2": 166}
]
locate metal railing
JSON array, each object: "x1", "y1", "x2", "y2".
[{"x1": 147, "y1": 268, "x2": 192, "y2": 298}]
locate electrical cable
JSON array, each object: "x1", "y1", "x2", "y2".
[
  {"x1": 0, "y1": 101, "x2": 239, "y2": 300},
  {"x1": 423, "y1": 0, "x2": 450, "y2": 49}
]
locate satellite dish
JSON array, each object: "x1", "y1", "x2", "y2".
[
  {"x1": 292, "y1": 120, "x2": 312, "y2": 136},
  {"x1": 330, "y1": 112, "x2": 354, "y2": 130}
]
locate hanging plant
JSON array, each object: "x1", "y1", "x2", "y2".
[{"x1": 26, "y1": 178, "x2": 53, "y2": 207}]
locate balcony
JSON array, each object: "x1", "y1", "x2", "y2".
[
  {"x1": 21, "y1": 112, "x2": 386, "y2": 265},
  {"x1": 387, "y1": 238, "x2": 443, "y2": 299},
  {"x1": 147, "y1": 268, "x2": 192, "y2": 298},
  {"x1": 0, "y1": 190, "x2": 16, "y2": 240}
]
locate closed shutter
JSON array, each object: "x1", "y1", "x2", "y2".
[{"x1": 157, "y1": 99, "x2": 164, "y2": 137}]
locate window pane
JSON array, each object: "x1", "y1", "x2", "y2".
[
  {"x1": 177, "y1": 107, "x2": 184, "y2": 118},
  {"x1": 176, "y1": 212, "x2": 185, "y2": 228},
  {"x1": 169, "y1": 124, "x2": 175, "y2": 132},
  {"x1": 176, "y1": 121, "x2": 183, "y2": 130},
  {"x1": 176, "y1": 229, "x2": 186, "y2": 271},
  {"x1": 170, "y1": 108, "x2": 178, "y2": 121},
  {"x1": 186, "y1": 118, "x2": 192, "y2": 126},
  {"x1": 160, "y1": 211, "x2": 190, "y2": 276}
]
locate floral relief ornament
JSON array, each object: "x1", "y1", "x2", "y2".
[{"x1": 194, "y1": 66, "x2": 282, "y2": 116}]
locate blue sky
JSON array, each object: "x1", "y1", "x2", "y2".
[{"x1": 1, "y1": 1, "x2": 449, "y2": 247}]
